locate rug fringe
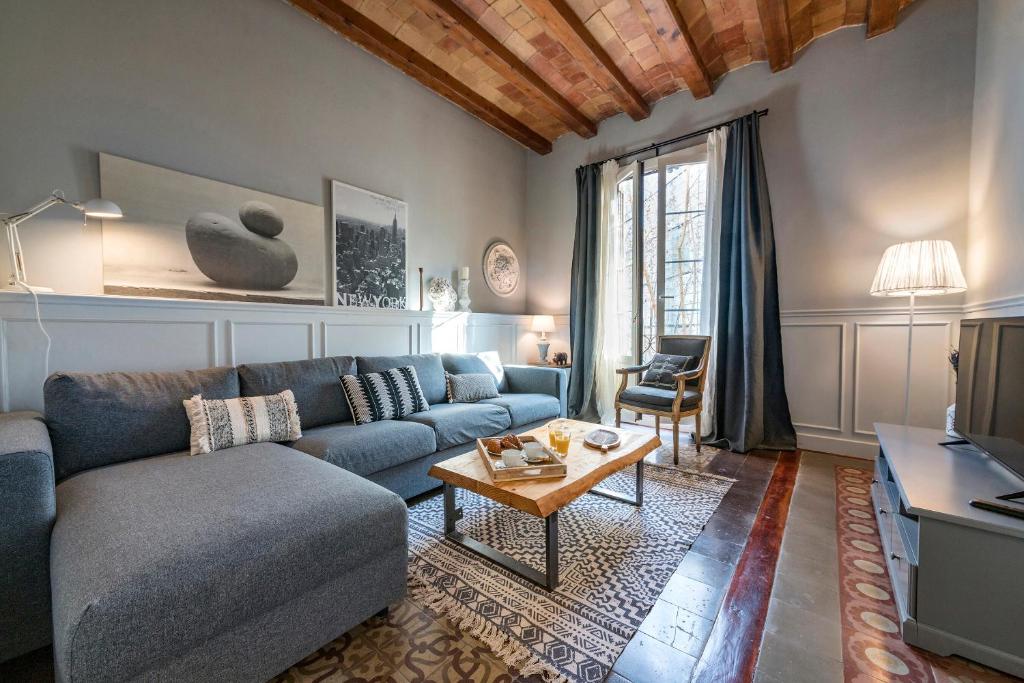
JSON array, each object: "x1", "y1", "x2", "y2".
[{"x1": 409, "y1": 573, "x2": 573, "y2": 683}]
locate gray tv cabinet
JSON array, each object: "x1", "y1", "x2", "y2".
[{"x1": 873, "y1": 423, "x2": 1024, "y2": 677}]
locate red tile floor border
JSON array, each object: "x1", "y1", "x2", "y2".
[
  {"x1": 834, "y1": 466, "x2": 1020, "y2": 683},
  {"x1": 691, "y1": 450, "x2": 801, "y2": 683}
]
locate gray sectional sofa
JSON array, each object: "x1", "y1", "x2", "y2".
[{"x1": 0, "y1": 352, "x2": 566, "y2": 682}]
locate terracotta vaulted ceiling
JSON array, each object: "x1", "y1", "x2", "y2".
[{"x1": 286, "y1": 0, "x2": 916, "y2": 154}]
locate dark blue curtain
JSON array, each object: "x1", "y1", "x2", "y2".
[
  {"x1": 709, "y1": 114, "x2": 797, "y2": 452},
  {"x1": 567, "y1": 164, "x2": 602, "y2": 419}
]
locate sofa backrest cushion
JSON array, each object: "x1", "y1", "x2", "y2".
[
  {"x1": 238, "y1": 356, "x2": 356, "y2": 429},
  {"x1": 44, "y1": 367, "x2": 240, "y2": 481},
  {"x1": 356, "y1": 354, "x2": 446, "y2": 405},
  {"x1": 441, "y1": 353, "x2": 508, "y2": 392}
]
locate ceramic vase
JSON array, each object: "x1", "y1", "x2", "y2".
[{"x1": 428, "y1": 277, "x2": 458, "y2": 312}]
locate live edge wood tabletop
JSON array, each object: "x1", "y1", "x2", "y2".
[{"x1": 428, "y1": 419, "x2": 660, "y2": 518}]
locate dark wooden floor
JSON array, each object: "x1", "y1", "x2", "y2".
[{"x1": 608, "y1": 421, "x2": 787, "y2": 683}]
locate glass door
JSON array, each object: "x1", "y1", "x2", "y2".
[{"x1": 637, "y1": 146, "x2": 709, "y2": 362}]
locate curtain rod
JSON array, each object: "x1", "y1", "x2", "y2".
[{"x1": 587, "y1": 108, "x2": 768, "y2": 167}]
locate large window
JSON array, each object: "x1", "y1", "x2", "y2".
[{"x1": 615, "y1": 146, "x2": 709, "y2": 363}]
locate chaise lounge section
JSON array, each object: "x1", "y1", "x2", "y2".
[{"x1": 1, "y1": 351, "x2": 568, "y2": 680}]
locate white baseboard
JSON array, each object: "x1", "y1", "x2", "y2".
[{"x1": 796, "y1": 431, "x2": 878, "y2": 460}]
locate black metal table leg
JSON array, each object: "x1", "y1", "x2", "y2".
[
  {"x1": 442, "y1": 482, "x2": 462, "y2": 534},
  {"x1": 588, "y1": 459, "x2": 645, "y2": 507},
  {"x1": 442, "y1": 483, "x2": 561, "y2": 590},
  {"x1": 545, "y1": 512, "x2": 559, "y2": 590}
]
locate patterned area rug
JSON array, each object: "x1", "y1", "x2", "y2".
[
  {"x1": 834, "y1": 466, "x2": 1020, "y2": 683},
  {"x1": 408, "y1": 463, "x2": 734, "y2": 683}
]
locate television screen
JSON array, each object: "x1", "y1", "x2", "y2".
[{"x1": 954, "y1": 317, "x2": 1024, "y2": 481}]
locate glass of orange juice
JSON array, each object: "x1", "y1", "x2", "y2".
[{"x1": 550, "y1": 423, "x2": 572, "y2": 455}]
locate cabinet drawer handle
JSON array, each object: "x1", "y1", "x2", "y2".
[
  {"x1": 891, "y1": 552, "x2": 901, "y2": 561},
  {"x1": 872, "y1": 479, "x2": 879, "y2": 484},
  {"x1": 878, "y1": 508, "x2": 887, "y2": 515}
]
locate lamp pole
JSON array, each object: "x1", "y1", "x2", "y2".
[{"x1": 904, "y1": 292, "x2": 915, "y2": 425}]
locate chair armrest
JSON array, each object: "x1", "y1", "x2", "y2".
[
  {"x1": 0, "y1": 411, "x2": 56, "y2": 659},
  {"x1": 673, "y1": 358, "x2": 708, "y2": 383},
  {"x1": 615, "y1": 363, "x2": 651, "y2": 376},
  {"x1": 503, "y1": 366, "x2": 568, "y2": 418}
]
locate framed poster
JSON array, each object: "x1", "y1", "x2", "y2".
[
  {"x1": 99, "y1": 153, "x2": 327, "y2": 305},
  {"x1": 331, "y1": 180, "x2": 407, "y2": 309}
]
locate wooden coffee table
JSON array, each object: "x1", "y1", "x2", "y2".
[{"x1": 428, "y1": 420, "x2": 660, "y2": 590}]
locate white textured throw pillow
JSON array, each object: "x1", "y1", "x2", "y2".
[
  {"x1": 476, "y1": 351, "x2": 505, "y2": 387},
  {"x1": 183, "y1": 390, "x2": 302, "y2": 455}
]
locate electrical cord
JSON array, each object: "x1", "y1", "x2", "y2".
[{"x1": 8, "y1": 224, "x2": 52, "y2": 379}]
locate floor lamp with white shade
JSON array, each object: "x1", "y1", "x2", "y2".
[{"x1": 870, "y1": 240, "x2": 967, "y2": 425}]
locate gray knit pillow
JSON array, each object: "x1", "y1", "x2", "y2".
[
  {"x1": 640, "y1": 354, "x2": 697, "y2": 389},
  {"x1": 445, "y1": 372, "x2": 500, "y2": 403}
]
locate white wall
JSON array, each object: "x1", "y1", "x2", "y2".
[
  {"x1": 0, "y1": 0, "x2": 528, "y2": 314},
  {"x1": 966, "y1": 0, "x2": 1024, "y2": 314},
  {"x1": 523, "y1": 0, "x2": 979, "y2": 457}
]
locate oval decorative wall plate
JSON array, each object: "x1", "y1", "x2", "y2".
[{"x1": 483, "y1": 241, "x2": 520, "y2": 297}]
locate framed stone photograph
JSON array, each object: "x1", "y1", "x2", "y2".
[
  {"x1": 99, "y1": 153, "x2": 327, "y2": 305},
  {"x1": 331, "y1": 180, "x2": 407, "y2": 309}
]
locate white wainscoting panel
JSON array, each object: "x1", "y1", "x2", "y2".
[
  {"x1": 781, "y1": 306, "x2": 959, "y2": 459},
  {"x1": 781, "y1": 323, "x2": 844, "y2": 433},
  {"x1": 2, "y1": 317, "x2": 216, "y2": 411},
  {"x1": 0, "y1": 293, "x2": 539, "y2": 412},
  {"x1": 852, "y1": 321, "x2": 953, "y2": 436},
  {"x1": 228, "y1": 321, "x2": 315, "y2": 365},
  {"x1": 323, "y1": 322, "x2": 418, "y2": 357}
]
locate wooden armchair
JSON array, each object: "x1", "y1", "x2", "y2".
[{"x1": 614, "y1": 335, "x2": 711, "y2": 464}]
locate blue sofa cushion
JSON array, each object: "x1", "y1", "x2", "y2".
[
  {"x1": 50, "y1": 444, "x2": 407, "y2": 683},
  {"x1": 403, "y1": 402, "x2": 511, "y2": 450},
  {"x1": 290, "y1": 419, "x2": 436, "y2": 476},
  {"x1": 357, "y1": 354, "x2": 447, "y2": 405},
  {"x1": 0, "y1": 412, "x2": 55, "y2": 661},
  {"x1": 238, "y1": 356, "x2": 356, "y2": 428},
  {"x1": 619, "y1": 385, "x2": 701, "y2": 409},
  {"x1": 481, "y1": 393, "x2": 560, "y2": 428},
  {"x1": 441, "y1": 353, "x2": 508, "y2": 392},
  {"x1": 44, "y1": 367, "x2": 240, "y2": 481}
]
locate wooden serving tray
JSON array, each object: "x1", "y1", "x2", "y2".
[{"x1": 475, "y1": 435, "x2": 568, "y2": 482}]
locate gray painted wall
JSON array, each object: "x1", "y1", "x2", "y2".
[
  {"x1": 0, "y1": 0, "x2": 529, "y2": 313},
  {"x1": 523, "y1": 0, "x2": 977, "y2": 314},
  {"x1": 967, "y1": 0, "x2": 1024, "y2": 307}
]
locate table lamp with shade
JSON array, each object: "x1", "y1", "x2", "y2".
[
  {"x1": 4, "y1": 190, "x2": 123, "y2": 292},
  {"x1": 531, "y1": 314, "x2": 556, "y2": 363},
  {"x1": 870, "y1": 239, "x2": 966, "y2": 425}
]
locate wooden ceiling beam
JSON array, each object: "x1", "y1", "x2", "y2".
[
  {"x1": 411, "y1": 0, "x2": 597, "y2": 138},
  {"x1": 288, "y1": 0, "x2": 552, "y2": 154},
  {"x1": 519, "y1": 0, "x2": 651, "y2": 121},
  {"x1": 755, "y1": 0, "x2": 793, "y2": 72},
  {"x1": 637, "y1": 0, "x2": 713, "y2": 98},
  {"x1": 866, "y1": 0, "x2": 900, "y2": 38}
]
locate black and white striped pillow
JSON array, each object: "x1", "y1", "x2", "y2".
[
  {"x1": 341, "y1": 366, "x2": 430, "y2": 425},
  {"x1": 183, "y1": 390, "x2": 302, "y2": 455}
]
